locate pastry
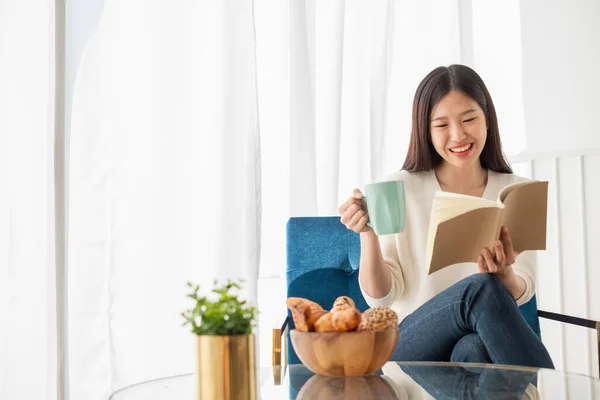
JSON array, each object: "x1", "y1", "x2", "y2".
[
  {"x1": 331, "y1": 296, "x2": 355, "y2": 312},
  {"x1": 331, "y1": 307, "x2": 361, "y2": 331},
  {"x1": 314, "y1": 307, "x2": 361, "y2": 332},
  {"x1": 289, "y1": 307, "x2": 309, "y2": 332},
  {"x1": 287, "y1": 297, "x2": 323, "y2": 313},
  {"x1": 306, "y1": 309, "x2": 328, "y2": 331},
  {"x1": 286, "y1": 297, "x2": 324, "y2": 332},
  {"x1": 357, "y1": 306, "x2": 398, "y2": 332}
]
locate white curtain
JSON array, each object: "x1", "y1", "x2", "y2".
[
  {"x1": 0, "y1": 1, "x2": 56, "y2": 399},
  {"x1": 255, "y1": 0, "x2": 527, "y2": 370},
  {"x1": 66, "y1": 1, "x2": 261, "y2": 398},
  {"x1": 287, "y1": 0, "x2": 465, "y2": 218},
  {"x1": 256, "y1": 0, "x2": 466, "y2": 373},
  {"x1": 1, "y1": 1, "x2": 528, "y2": 399},
  {"x1": 284, "y1": 0, "x2": 525, "y2": 220}
]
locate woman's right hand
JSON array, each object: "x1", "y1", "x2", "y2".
[{"x1": 338, "y1": 188, "x2": 372, "y2": 233}]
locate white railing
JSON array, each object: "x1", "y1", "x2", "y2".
[
  {"x1": 509, "y1": 148, "x2": 600, "y2": 163},
  {"x1": 510, "y1": 149, "x2": 599, "y2": 398}
]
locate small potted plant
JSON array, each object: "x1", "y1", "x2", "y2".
[{"x1": 182, "y1": 279, "x2": 258, "y2": 400}]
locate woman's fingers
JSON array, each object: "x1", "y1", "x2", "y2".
[
  {"x1": 501, "y1": 227, "x2": 517, "y2": 265},
  {"x1": 338, "y1": 188, "x2": 363, "y2": 214},
  {"x1": 339, "y1": 188, "x2": 365, "y2": 216},
  {"x1": 338, "y1": 196, "x2": 357, "y2": 215},
  {"x1": 339, "y1": 191, "x2": 371, "y2": 233},
  {"x1": 482, "y1": 248, "x2": 498, "y2": 273},
  {"x1": 477, "y1": 254, "x2": 488, "y2": 274},
  {"x1": 494, "y1": 240, "x2": 506, "y2": 266},
  {"x1": 357, "y1": 214, "x2": 369, "y2": 231},
  {"x1": 348, "y1": 208, "x2": 366, "y2": 232},
  {"x1": 340, "y1": 203, "x2": 359, "y2": 224}
]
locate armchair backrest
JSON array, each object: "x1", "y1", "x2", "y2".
[{"x1": 285, "y1": 216, "x2": 541, "y2": 365}]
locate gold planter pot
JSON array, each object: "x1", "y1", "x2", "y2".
[{"x1": 196, "y1": 334, "x2": 256, "y2": 400}]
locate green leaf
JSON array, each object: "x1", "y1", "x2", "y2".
[{"x1": 181, "y1": 278, "x2": 256, "y2": 336}]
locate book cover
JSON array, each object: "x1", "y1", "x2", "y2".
[{"x1": 425, "y1": 180, "x2": 549, "y2": 275}]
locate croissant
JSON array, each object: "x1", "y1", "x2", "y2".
[
  {"x1": 331, "y1": 296, "x2": 355, "y2": 312},
  {"x1": 287, "y1": 297, "x2": 323, "y2": 313},
  {"x1": 289, "y1": 308, "x2": 309, "y2": 331},
  {"x1": 306, "y1": 309, "x2": 328, "y2": 330},
  {"x1": 314, "y1": 307, "x2": 361, "y2": 332},
  {"x1": 286, "y1": 297, "x2": 325, "y2": 332}
]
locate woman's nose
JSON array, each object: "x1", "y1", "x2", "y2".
[{"x1": 449, "y1": 123, "x2": 467, "y2": 142}]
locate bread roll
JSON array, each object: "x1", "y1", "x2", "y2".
[{"x1": 357, "y1": 306, "x2": 398, "y2": 332}]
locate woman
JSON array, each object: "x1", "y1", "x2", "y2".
[{"x1": 338, "y1": 64, "x2": 554, "y2": 368}]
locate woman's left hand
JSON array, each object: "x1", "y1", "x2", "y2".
[
  {"x1": 478, "y1": 226, "x2": 527, "y2": 300},
  {"x1": 477, "y1": 226, "x2": 521, "y2": 277}
]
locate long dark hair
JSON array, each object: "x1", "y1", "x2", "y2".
[{"x1": 402, "y1": 64, "x2": 512, "y2": 173}]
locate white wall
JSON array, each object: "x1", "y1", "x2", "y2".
[
  {"x1": 519, "y1": 0, "x2": 600, "y2": 153},
  {"x1": 511, "y1": 0, "x2": 600, "y2": 384}
]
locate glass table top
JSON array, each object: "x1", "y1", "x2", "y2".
[{"x1": 109, "y1": 361, "x2": 600, "y2": 399}]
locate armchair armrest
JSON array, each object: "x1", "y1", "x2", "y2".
[
  {"x1": 538, "y1": 309, "x2": 600, "y2": 377},
  {"x1": 271, "y1": 316, "x2": 290, "y2": 385}
]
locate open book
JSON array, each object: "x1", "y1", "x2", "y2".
[{"x1": 425, "y1": 180, "x2": 549, "y2": 275}]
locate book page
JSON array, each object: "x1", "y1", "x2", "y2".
[
  {"x1": 426, "y1": 191, "x2": 502, "y2": 275},
  {"x1": 425, "y1": 192, "x2": 500, "y2": 241},
  {"x1": 499, "y1": 181, "x2": 548, "y2": 252},
  {"x1": 498, "y1": 180, "x2": 535, "y2": 203},
  {"x1": 428, "y1": 207, "x2": 503, "y2": 275}
]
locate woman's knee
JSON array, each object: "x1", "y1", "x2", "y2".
[
  {"x1": 464, "y1": 272, "x2": 496, "y2": 287},
  {"x1": 450, "y1": 333, "x2": 491, "y2": 364},
  {"x1": 463, "y1": 273, "x2": 512, "y2": 300}
]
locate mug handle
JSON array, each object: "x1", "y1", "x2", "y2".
[{"x1": 362, "y1": 195, "x2": 373, "y2": 227}]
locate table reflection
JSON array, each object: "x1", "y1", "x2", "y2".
[
  {"x1": 288, "y1": 362, "x2": 541, "y2": 399},
  {"x1": 109, "y1": 362, "x2": 599, "y2": 400}
]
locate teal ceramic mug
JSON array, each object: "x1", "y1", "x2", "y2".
[{"x1": 363, "y1": 180, "x2": 406, "y2": 235}]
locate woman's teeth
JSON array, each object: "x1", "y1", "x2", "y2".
[{"x1": 450, "y1": 143, "x2": 472, "y2": 153}]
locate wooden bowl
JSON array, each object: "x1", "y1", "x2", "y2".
[{"x1": 290, "y1": 327, "x2": 399, "y2": 376}]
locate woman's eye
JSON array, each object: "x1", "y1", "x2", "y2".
[
  {"x1": 434, "y1": 124, "x2": 448, "y2": 128},
  {"x1": 463, "y1": 117, "x2": 476, "y2": 123}
]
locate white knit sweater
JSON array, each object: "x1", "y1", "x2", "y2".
[{"x1": 359, "y1": 169, "x2": 537, "y2": 323}]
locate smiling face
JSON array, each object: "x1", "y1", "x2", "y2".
[{"x1": 429, "y1": 90, "x2": 487, "y2": 170}]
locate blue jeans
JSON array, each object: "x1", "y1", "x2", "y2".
[{"x1": 392, "y1": 273, "x2": 554, "y2": 369}]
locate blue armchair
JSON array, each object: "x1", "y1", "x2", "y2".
[{"x1": 273, "y1": 216, "x2": 600, "y2": 373}]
